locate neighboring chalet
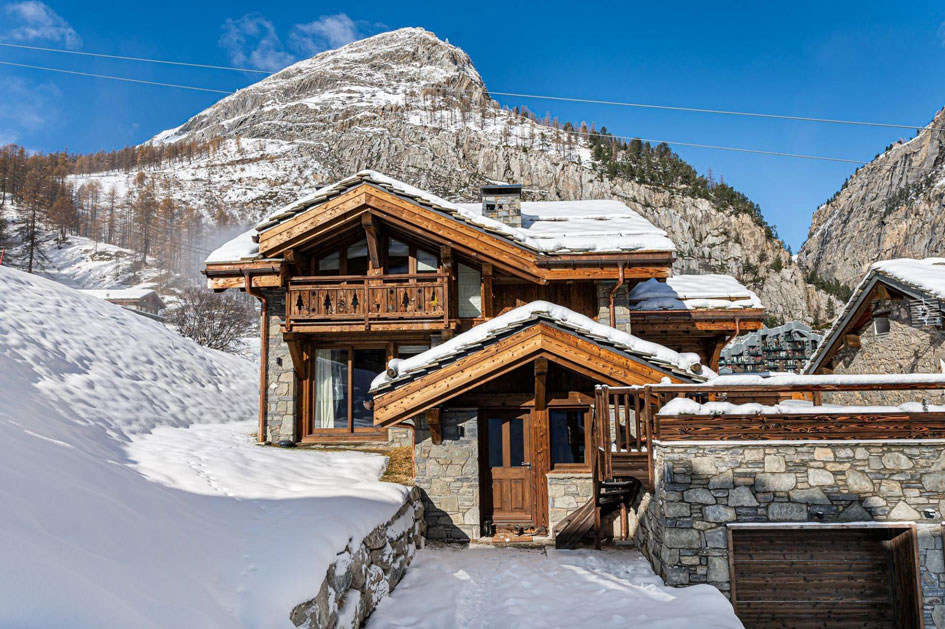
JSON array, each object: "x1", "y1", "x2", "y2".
[
  {"x1": 805, "y1": 258, "x2": 945, "y2": 404},
  {"x1": 78, "y1": 288, "x2": 166, "y2": 318},
  {"x1": 206, "y1": 172, "x2": 945, "y2": 627},
  {"x1": 720, "y1": 321, "x2": 822, "y2": 374}
]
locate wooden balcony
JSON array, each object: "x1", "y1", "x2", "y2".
[{"x1": 286, "y1": 274, "x2": 450, "y2": 331}]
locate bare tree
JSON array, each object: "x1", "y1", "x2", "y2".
[{"x1": 170, "y1": 287, "x2": 256, "y2": 353}]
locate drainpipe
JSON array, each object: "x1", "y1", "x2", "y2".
[
  {"x1": 609, "y1": 263, "x2": 625, "y2": 328},
  {"x1": 244, "y1": 273, "x2": 269, "y2": 443}
]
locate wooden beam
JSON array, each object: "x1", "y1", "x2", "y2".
[
  {"x1": 426, "y1": 407, "x2": 443, "y2": 445},
  {"x1": 532, "y1": 358, "x2": 550, "y2": 529},
  {"x1": 361, "y1": 213, "x2": 382, "y2": 273},
  {"x1": 481, "y1": 262, "x2": 494, "y2": 319}
]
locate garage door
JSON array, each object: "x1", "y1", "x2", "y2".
[{"x1": 728, "y1": 524, "x2": 922, "y2": 628}]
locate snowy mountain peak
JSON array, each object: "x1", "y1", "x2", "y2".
[{"x1": 154, "y1": 27, "x2": 486, "y2": 145}]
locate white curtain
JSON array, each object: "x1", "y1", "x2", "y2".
[
  {"x1": 314, "y1": 349, "x2": 337, "y2": 429},
  {"x1": 458, "y1": 263, "x2": 482, "y2": 318}
]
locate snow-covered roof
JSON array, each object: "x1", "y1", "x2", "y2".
[
  {"x1": 804, "y1": 257, "x2": 945, "y2": 373},
  {"x1": 205, "y1": 170, "x2": 675, "y2": 265},
  {"x1": 627, "y1": 275, "x2": 763, "y2": 311},
  {"x1": 78, "y1": 288, "x2": 161, "y2": 302},
  {"x1": 871, "y1": 257, "x2": 945, "y2": 300},
  {"x1": 658, "y1": 397, "x2": 945, "y2": 417},
  {"x1": 370, "y1": 300, "x2": 711, "y2": 393}
]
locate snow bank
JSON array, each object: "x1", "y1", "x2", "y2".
[
  {"x1": 0, "y1": 267, "x2": 407, "y2": 628},
  {"x1": 367, "y1": 546, "x2": 743, "y2": 629},
  {"x1": 371, "y1": 300, "x2": 709, "y2": 391},
  {"x1": 628, "y1": 276, "x2": 763, "y2": 311},
  {"x1": 871, "y1": 257, "x2": 945, "y2": 300}
]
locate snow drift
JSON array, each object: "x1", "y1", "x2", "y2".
[{"x1": 0, "y1": 266, "x2": 407, "y2": 628}]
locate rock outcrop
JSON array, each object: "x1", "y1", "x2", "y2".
[{"x1": 799, "y1": 108, "x2": 945, "y2": 286}]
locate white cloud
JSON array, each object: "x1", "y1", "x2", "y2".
[
  {"x1": 219, "y1": 14, "x2": 295, "y2": 72},
  {"x1": 3, "y1": 1, "x2": 81, "y2": 49},
  {"x1": 289, "y1": 14, "x2": 360, "y2": 57}
]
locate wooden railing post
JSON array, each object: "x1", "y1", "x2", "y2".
[{"x1": 643, "y1": 385, "x2": 654, "y2": 491}]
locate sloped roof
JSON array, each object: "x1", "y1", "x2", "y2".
[
  {"x1": 627, "y1": 275, "x2": 763, "y2": 311},
  {"x1": 370, "y1": 300, "x2": 710, "y2": 395},
  {"x1": 804, "y1": 258, "x2": 945, "y2": 373},
  {"x1": 205, "y1": 170, "x2": 675, "y2": 264}
]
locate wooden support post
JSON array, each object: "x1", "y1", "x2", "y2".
[
  {"x1": 361, "y1": 214, "x2": 381, "y2": 274},
  {"x1": 532, "y1": 358, "x2": 550, "y2": 530},
  {"x1": 481, "y1": 262, "x2": 494, "y2": 319},
  {"x1": 426, "y1": 407, "x2": 443, "y2": 445}
]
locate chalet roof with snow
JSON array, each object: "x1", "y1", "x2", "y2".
[
  {"x1": 205, "y1": 170, "x2": 675, "y2": 265},
  {"x1": 804, "y1": 257, "x2": 945, "y2": 373},
  {"x1": 627, "y1": 275, "x2": 763, "y2": 311}
]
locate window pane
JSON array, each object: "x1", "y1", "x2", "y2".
[
  {"x1": 397, "y1": 344, "x2": 429, "y2": 358},
  {"x1": 458, "y1": 263, "x2": 482, "y2": 318},
  {"x1": 488, "y1": 417, "x2": 503, "y2": 467},
  {"x1": 352, "y1": 349, "x2": 386, "y2": 428},
  {"x1": 388, "y1": 238, "x2": 409, "y2": 274},
  {"x1": 417, "y1": 249, "x2": 437, "y2": 273},
  {"x1": 508, "y1": 420, "x2": 525, "y2": 467},
  {"x1": 550, "y1": 410, "x2": 586, "y2": 465},
  {"x1": 313, "y1": 349, "x2": 347, "y2": 430},
  {"x1": 318, "y1": 251, "x2": 340, "y2": 274},
  {"x1": 347, "y1": 239, "x2": 369, "y2": 276}
]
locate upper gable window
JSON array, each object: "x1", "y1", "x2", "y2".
[
  {"x1": 386, "y1": 237, "x2": 439, "y2": 275},
  {"x1": 417, "y1": 248, "x2": 437, "y2": 273},
  {"x1": 318, "y1": 251, "x2": 340, "y2": 274},
  {"x1": 347, "y1": 238, "x2": 369, "y2": 276}
]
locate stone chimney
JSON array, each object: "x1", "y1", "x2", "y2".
[{"x1": 480, "y1": 184, "x2": 523, "y2": 228}]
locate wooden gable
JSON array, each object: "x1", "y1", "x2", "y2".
[
  {"x1": 372, "y1": 321, "x2": 689, "y2": 426},
  {"x1": 255, "y1": 184, "x2": 672, "y2": 283}
]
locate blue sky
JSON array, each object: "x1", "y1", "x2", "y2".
[{"x1": 1, "y1": 1, "x2": 943, "y2": 249}]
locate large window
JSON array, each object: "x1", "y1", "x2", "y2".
[
  {"x1": 550, "y1": 408, "x2": 587, "y2": 468},
  {"x1": 386, "y1": 237, "x2": 438, "y2": 275},
  {"x1": 316, "y1": 238, "x2": 369, "y2": 275},
  {"x1": 311, "y1": 347, "x2": 387, "y2": 433},
  {"x1": 458, "y1": 263, "x2": 482, "y2": 318}
]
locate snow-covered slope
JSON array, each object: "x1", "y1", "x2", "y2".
[
  {"x1": 68, "y1": 27, "x2": 834, "y2": 323},
  {"x1": 0, "y1": 266, "x2": 407, "y2": 627}
]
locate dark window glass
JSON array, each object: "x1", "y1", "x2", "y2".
[
  {"x1": 488, "y1": 417, "x2": 503, "y2": 467},
  {"x1": 347, "y1": 239, "x2": 369, "y2": 276},
  {"x1": 318, "y1": 251, "x2": 340, "y2": 275},
  {"x1": 351, "y1": 349, "x2": 386, "y2": 428},
  {"x1": 508, "y1": 419, "x2": 524, "y2": 467},
  {"x1": 550, "y1": 410, "x2": 586, "y2": 465},
  {"x1": 416, "y1": 249, "x2": 437, "y2": 273},
  {"x1": 388, "y1": 238, "x2": 409, "y2": 274}
]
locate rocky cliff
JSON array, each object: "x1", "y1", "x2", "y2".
[
  {"x1": 76, "y1": 27, "x2": 836, "y2": 323},
  {"x1": 799, "y1": 108, "x2": 945, "y2": 286}
]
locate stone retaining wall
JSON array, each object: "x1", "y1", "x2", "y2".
[
  {"x1": 636, "y1": 441, "x2": 945, "y2": 626},
  {"x1": 263, "y1": 290, "x2": 296, "y2": 443},
  {"x1": 290, "y1": 487, "x2": 424, "y2": 629}
]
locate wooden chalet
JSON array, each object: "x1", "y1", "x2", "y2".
[{"x1": 206, "y1": 172, "x2": 945, "y2": 626}]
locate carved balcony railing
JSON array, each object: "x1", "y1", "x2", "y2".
[{"x1": 286, "y1": 274, "x2": 449, "y2": 330}]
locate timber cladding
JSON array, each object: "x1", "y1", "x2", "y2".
[{"x1": 728, "y1": 525, "x2": 922, "y2": 628}]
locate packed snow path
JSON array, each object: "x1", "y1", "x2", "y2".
[{"x1": 367, "y1": 545, "x2": 743, "y2": 629}]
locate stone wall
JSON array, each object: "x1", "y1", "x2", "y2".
[
  {"x1": 637, "y1": 441, "x2": 945, "y2": 626},
  {"x1": 263, "y1": 289, "x2": 297, "y2": 443},
  {"x1": 830, "y1": 298, "x2": 945, "y2": 405},
  {"x1": 290, "y1": 487, "x2": 424, "y2": 629},
  {"x1": 413, "y1": 408, "x2": 480, "y2": 541},
  {"x1": 548, "y1": 472, "x2": 593, "y2": 534},
  {"x1": 596, "y1": 280, "x2": 630, "y2": 333}
]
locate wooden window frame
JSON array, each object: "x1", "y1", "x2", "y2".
[
  {"x1": 548, "y1": 405, "x2": 592, "y2": 472},
  {"x1": 302, "y1": 343, "x2": 391, "y2": 441}
]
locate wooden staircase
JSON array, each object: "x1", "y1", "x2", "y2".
[{"x1": 553, "y1": 385, "x2": 655, "y2": 550}]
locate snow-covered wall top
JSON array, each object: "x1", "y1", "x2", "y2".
[
  {"x1": 371, "y1": 300, "x2": 711, "y2": 392},
  {"x1": 658, "y1": 397, "x2": 945, "y2": 417},
  {"x1": 627, "y1": 275, "x2": 763, "y2": 311},
  {"x1": 206, "y1": 170, "x2": 675, "y2": 264},
  {"x1": 78, "y1": 288, "x2": 161, "y2": 301}
]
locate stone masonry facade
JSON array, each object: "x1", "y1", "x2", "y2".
[
  {"x1": 263, "y1": 289, "x2": 297, "y2": 443},
  {"x1": 548, "y1": 472, "x2": 593, "y2": 534},
  {"x1": 413, "y1": 408, "x2": 480, "y2": 541},
  {"x1": 636, "y1": 441, "x2": 945, "y2": 627},
  {"x1": 596, "y1": 280, "x2": 631, "y2": 333},
  {"x1": 830, "y1": 298, "x2": 945, "y2": 405}
]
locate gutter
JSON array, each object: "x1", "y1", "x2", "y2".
[{"x1": 243, "y1": 272, "x2": 269, "y2": 443}]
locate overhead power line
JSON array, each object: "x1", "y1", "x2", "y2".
[
  {"x1": 0, "y1": 60, "x2": 233, "y2": 94},
  {"x1": 0, "y1": 42, "x2": 271, "y2": 74}
]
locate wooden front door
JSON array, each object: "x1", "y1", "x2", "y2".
[{"x1": 482, "y1": 410, "x2": 533, "y2": 528}]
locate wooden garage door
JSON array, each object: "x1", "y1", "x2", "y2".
[{"x1": 729, "y1": 525, "x2": 922, "y2": 628}]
